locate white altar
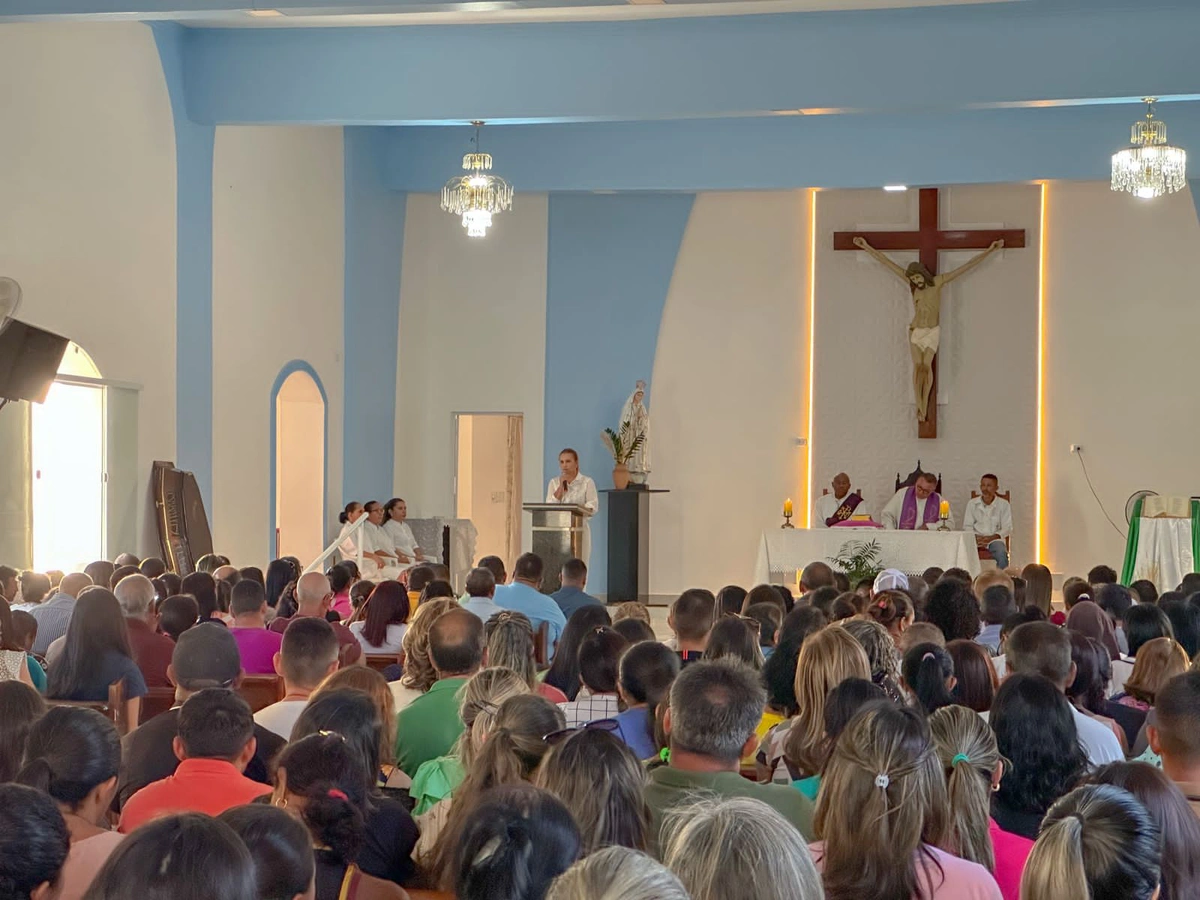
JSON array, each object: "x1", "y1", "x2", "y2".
[{"x1": 754, "y1": 528, "x2": 981, "y2": 585}]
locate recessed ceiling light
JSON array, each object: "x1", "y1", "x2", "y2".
[
  {"x1": 883, "y1": 185, "x2": 909, "y2": 192},
  {"x1": 246, "y1": 8, "x2": 284, "y2": 17}
]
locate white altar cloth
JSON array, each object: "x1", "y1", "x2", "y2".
[{"x1": 754, "y1": 528, "x2": 981, "y2": 585}]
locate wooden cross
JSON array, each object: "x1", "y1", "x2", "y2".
[{"x1": 833, "y1": 188, "x2": 1026, "y2": 438}]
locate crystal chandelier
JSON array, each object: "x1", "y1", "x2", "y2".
[
  {"x1": 1111, "y1": 98, "x2": 1187, "y2": 200},
  {"x1": 441, "y1": 122, "x2": 513, "y2": 238}
]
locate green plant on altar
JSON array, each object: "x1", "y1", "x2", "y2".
[
  {"x1": 601, "y1": 420, "x2": 646, "y2": 465},
  {"x1": 829, "y1": 539, "x2": 884, "y2": 587}
]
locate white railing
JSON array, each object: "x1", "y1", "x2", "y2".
[{"x1": 305, "y1": 514, "x2": 366, "y2": 575}]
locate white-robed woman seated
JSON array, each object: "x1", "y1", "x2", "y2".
[
  {"x1": 337, "y1": 501, "x2": 405, "y2": 582},
  {"x1": 383, "y1": 497, "x2": 435, "y2": 566}
]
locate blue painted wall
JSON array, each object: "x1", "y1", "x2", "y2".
[
  {"x1": 343, "y1": 127, "x2": 406, "y2": 505},
  {"x1": 153, "y1": 22, "x2": 215, "y2": 510},
  {"x1": 544, "y1": 193, "x2": 694, "y2": 595}
]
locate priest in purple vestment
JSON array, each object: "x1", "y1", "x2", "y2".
[{"x1": 881, "y1": 472, "x2": 951, "y2": 530}]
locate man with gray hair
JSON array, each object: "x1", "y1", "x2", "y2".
[
  {"x1": 115, "y1": 573, "x2": 176, "y2": 688},
  {"x1": 461, "y1": 567, "x2": 504, "y2": 622},
  {"x1": 644, "y1": 659, "x2": 814, "y2": 852}
]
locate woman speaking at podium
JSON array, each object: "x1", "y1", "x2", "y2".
[{"x1": 546, "y1": 448, "x2": 599, "y2": 566}]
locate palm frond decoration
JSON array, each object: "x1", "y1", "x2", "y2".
[{"x1": 601, "y1": 419, "x2": 646, "y2": 464}]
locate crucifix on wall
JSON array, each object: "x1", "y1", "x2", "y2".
[{"x1": 834, "y1": 188, "x2": 1027, "y2": 438}]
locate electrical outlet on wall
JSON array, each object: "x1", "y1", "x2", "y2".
[
  {"x1": 491, "y1": 491, "x2": 506, "y2": 503},
  {"x1": 1070, "y1": 444, "x2": 1082, "y2": 454}
]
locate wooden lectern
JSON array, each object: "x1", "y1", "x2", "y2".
[{"x1": 522, "y1": 503, "x2": 589, "y2": 594}]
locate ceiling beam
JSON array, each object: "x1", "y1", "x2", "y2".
[
  {"x1": 179, "y1": 3, "x2": 1200, "y2": 125},
  {"x1": 380, "y1": 103, "x2": 1200, "y2": 191}
]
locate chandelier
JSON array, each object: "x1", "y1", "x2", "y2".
[
  {"x1": 1111, "y1": 98, "x2": 1187, "y2": 200},
  {"x1": 441, "y1": 121, "x2": 513, "y2": 238}
]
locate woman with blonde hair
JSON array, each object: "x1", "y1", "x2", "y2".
[
  {"x1": 776, "y1": 626, "x2": 870, "y2": 782},
  {"x1": 485, "y1": 610, "x2": 568, "y2": 703},
  {"x1": 812, "y1": 704, "x2": 1001, "y2": 900},
  {"x1": 928, "y1": 705, "x2": 1033, "y2": 900},
  {"x1": 389, "y1": 597, "x2": 459, "y2": 711},
  {"x1": 661, "y1": 796, "x2": 823, "y2": 900},
  {"x1": 536, "y1": 728, "x2": 649, "y2": 854},
  {"x1": 1020, "y1": 784, "x2": 1160, "y2": 900},
  {"x1": 1113, "y1": 637, "x2": 1189, "y2": 710},
  {"x1": 547, "y1": 847, "x2": 688, "y2": 900},
  {"x1": 840, "y1": 617, "x2": 905, "y2": 703},
  {"x1": 422, "y1": 693, "x2": 565, "y2": 891},
  {"x1": 312, "y1": 665, "x2": 397, "y2": 768},
  {"x1": 410, "y1": 666, "x2": 529, "y2": 835}
]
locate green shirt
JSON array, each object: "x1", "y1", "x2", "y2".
[
  {"x1": 395, "y1": 677, "x2": 468, "y2": 778},
  {"x1": 643, "y1": 765, "x2": 816, "y2": 856}
]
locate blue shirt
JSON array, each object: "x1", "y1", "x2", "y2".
[
  {"x1": 975, "y1": 623, "x2": 1003, "y2": 655},
  {"x1": 614, "y1": 706, "x2": 657, "y2": 761},
  {"x1": 29, "y1": 593, "x2": 76, "y2": 655},
  {"x1": 494, "y1": 582, "x2": 567, "y2": 657},
  {"x1": 549, "y1": 585, "x2": 603, "y2": 622},
  {"x1": 461, "y1": 595, "x2": 506, "y2": 623},
  {"x1": 52, "y1": 650, "x2": 147, "y2": 702}
]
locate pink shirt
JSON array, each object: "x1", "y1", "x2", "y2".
[
  {"x1": 57, "y1": 831, "x2": 124, "y2": 900},
  {"x1": 229, "y1": 626, "x2": 284, "y2": 675},
  {"x1": 331, "y1": 591, "x2": 353, "y2": 620},
  {"x1": 989, "y1": 818, "x2": 1034, "y2": 900},
  {"x1": 810, "y1": 842, "x2": 1002, "y2": 900}
]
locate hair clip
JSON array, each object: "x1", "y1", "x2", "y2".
[
  {"x1": 921, "y1": 652, "x2": 935, "y2": 662},
  {"x1": 327, "y1": 789, "x2": 348, "y2": 801},
  {"x1": 318, "y1": 730, "x2": 346, "y2": 741},
  {"x1": 951, "y1": 753, "x2": 970, "y2": 767},
  {"x1": 874, "y1": 773, "x2": 890, "y2": 789}
]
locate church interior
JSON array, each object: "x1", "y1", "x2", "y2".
[{"x1": 5, "y1": 3, "x2": 1200, "y2": 899}]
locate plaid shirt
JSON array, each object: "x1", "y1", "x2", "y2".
[{"x1": 558, "y1": 689, "x2": 620, "y2": 728}]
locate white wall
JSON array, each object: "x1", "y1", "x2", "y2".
[
  {"x1": 212, "y1": 125, "x2": 345, "y2": 565},
  {"x1": 1043, "y1": 182, "x2": 1200, "y2": 579},
  {"x1": 276, "y1": 371, "x2": 326, "y2": 566},
  {"x1": 0, "y1": 22, "x2": 176, "y2": 556},
  {"x1": 651, "y1": 192, "x2": 811, "y2": 593},
  {"x1": 813, "y1": 185, "x2": 1040, "y2": 563},
  {"x1": 396, "y1": 194, "x2": 548, "y2": 551}
]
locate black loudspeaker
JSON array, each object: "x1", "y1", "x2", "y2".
[{"x1": 0, "y1": 320, "x2": 70, "y2": 404}]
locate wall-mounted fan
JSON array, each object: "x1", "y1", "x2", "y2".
[{"x1": 1126, "y1": 490, "x2": 1159, "y2": 525}]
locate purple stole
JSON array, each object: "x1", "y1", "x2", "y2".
[
  {"x1": 826, "y1": 493, "x2": 864, "y2": 527},
  {"x1": 899, "y1": 487, "x2": 941, "y2": 530}
]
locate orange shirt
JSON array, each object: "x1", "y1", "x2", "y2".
[{"x1": 118, "y1": 758, "x2": 271, "y2": 833}]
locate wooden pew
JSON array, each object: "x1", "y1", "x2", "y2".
[
  {"x1": 237, "y1": 674, "x2": 284, "y2": 713},
  {"x1": 365, "y1": 652, "x2": 403, "y2": 674},
  {"x1": 47, "y1": 679, "x2": 130, "y2": 735},
  {"x1": 140, "y1": 686, "x2": 177, "y2": 723}
]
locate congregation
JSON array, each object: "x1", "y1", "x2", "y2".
[{"x1": 1, "y1": 548, "x2": 1199, "y2": 900}]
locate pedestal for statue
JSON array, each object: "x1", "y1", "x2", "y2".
[
  {"x1": 603, "y1": 489, "x2": 668, "y2": 603},
  {"x1": 522, "y1": 503, "x2": 589, "y2": 594}
]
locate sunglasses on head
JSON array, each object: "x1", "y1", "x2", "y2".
[{"x1": 542, "y1": 717, "x2": 620, "y2": 745}]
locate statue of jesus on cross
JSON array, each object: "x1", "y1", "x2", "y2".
[{"x1": 853, "y1": 235, "x2": 1004, "y2": 422}]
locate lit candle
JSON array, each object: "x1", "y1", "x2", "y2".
[
  {"x1": 939, "y1": 500, "x2": 950, "y2": 518},
  {"x1": 784, "y1": 498, "x2": 793, "y2": 518}
]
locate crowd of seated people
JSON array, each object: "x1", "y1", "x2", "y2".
[{"x1": 5, "y1": 546, "x2": 1200, "y2": 900}]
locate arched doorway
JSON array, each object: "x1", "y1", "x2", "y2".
[
  {"x1": 271, "y1": 364, "x2": 327, "y2": 566},
  {"x1": 31, "y1": 342, "x2": 105, "y2": 571}
]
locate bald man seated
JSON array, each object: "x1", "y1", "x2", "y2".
[
  {"x1": 812, "y1": 472, "x2": 870, "y2": 527},
  {"x1": 268, "y1": 571, "x2": 362, "y2": 666}
]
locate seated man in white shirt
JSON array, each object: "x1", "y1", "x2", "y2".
[
  {"x1": 1005, "y1": 621, "x2": 1123, "y2": 766},
  {"x1": 962, "y1": 473, "x2": 1013, "y2": 569},
  {"x1": 812, "y1": 472, "x2": 870, "y2": 528},
  {"x1": 881, "y1": 472, "x2": 951, "y2": 530}
]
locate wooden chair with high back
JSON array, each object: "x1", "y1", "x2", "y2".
[
  {"x1": 969, "y1": 490, "x2": 1013, "y2": 562},
  {"x1": 895, "y1": 461, "x2": 943, "y2": 495},
  {"x1": 237, "y1": 674, "x2": 284, "y2": 713}
]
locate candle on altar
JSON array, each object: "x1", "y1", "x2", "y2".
[
  {"x1": 784, "y1": 498, "x2": 793, "y2": 518},
  {"x1": 939, "y1": 500, "x2": 950, "y2": 518}
]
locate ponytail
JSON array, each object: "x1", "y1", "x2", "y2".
[
  {"x1": 902, "y1": 643, "x2": 955, "y2": 714},
  {"x1": 338, "y1": 502, "x2": 362, "y2": 526},
  {"x1": 14, "y1": 756, "x2": 54, "y2": 794},
  {"x1": 301, "y1": 784, "x2": 364, "y2": 865},
  {"x1": 928, "y1": 705, "x2": 998, "y2": 872},
  {"x1": 1020, "y1": 813, "x2": 1090, "y2": 900}
]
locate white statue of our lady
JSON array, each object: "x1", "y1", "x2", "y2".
[{"x1": 620, "y1": 380, "x2": 651, "y2": 484}]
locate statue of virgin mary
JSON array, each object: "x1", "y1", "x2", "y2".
[{"x1": 620, "y1": 380, "x2": 651, "y2": 485}]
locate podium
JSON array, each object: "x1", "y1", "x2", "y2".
[
  {"x1": 522, "y1": 503, "x2": 589, "y2": 594},
  {"x1": 603, "y1": 489, "x2": 668, "y2": 603}
]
